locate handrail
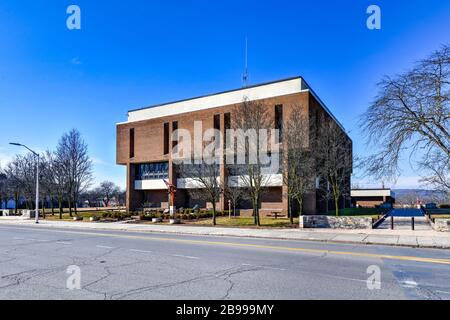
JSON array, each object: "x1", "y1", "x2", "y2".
[{"x1": 372, "y1": 208, "x2": 393, "y2": 229}]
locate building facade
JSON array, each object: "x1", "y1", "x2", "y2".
[
  {"x1": 351, "y1": 189, "x2": 396, "y2": 208},
  {"x1": 116, "y1": 77, "x2": 352, "y2": 215}
]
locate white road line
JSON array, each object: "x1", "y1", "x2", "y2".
[
  {"x1": 129, "y1": 249, "x2": 153, "y2": 254},
  {"x1": 56, "y1": 241, "x2": 72, "y2": 245},
  {"x1": 241, "y1": 263, "x2": 287, "y2": 271},
  {"x1": 171, "y1": 254, "x2": 200, "y2": 260},
  {"x1": 436, "y1": 290, "x2": 450, "y2": 295},
  {"x1": 28, "y1": 238, "x2": 49, "y2": 242},
  {"x1": 401, "y1": 280, "x2": 418, "y2": 288},
  {"x1": 96, "y1": 245, "x2": 114, "y2": 249}
]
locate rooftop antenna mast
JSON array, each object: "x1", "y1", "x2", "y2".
[{"x1": 242, "y1": 37, "x2": 249, "y2": 87}]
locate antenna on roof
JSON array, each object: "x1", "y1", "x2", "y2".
[{"x1": 242, "y1": 37, "x2": 249, "y2": 87}]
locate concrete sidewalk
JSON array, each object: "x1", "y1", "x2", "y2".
[{"x1": 0, "y1": 217, "x2": 450, "y2": 249}]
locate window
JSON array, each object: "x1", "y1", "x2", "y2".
[
  {"x1": 214, "y1": 114, "x2": 221, "y2": 148},
  {"x1": 129, "y1": 128, "x2": 135, "y2": 158},
  {"x1": 275, "y1": 104, "x2": 283, "y2": 142},
  {"x1": 163, "y1": 122, "x2": 169, "y2": 155},
  {"x1": 136, "y1": 162, "x2": 169, "y2": 180},
  {"x1": 224, "y1": 112, "x2": 231, "y2": 148},
  {"x1": 172, "y1": 121, "x2": 178, "y2": 149}
]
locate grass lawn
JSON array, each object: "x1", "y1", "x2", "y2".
[
  {"x1": 181, "y1": 216, "x2": 299, "y2": 228},
  {"x1": 44, "y1": 211, "x2": 112, "y2": 221},
  {"x1": 427, "y1": 209, "x2": 450, "y2": 215},
  {"x1": 431, "y1": 215, "x2": 450, "y2": 220},
  {"x1": 325, "y1": 207, "x2": 389, "y2": 219}
]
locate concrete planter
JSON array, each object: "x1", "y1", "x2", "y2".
[
  {"x1": 152, "y1": 218, "x2": 163, "y2": 223},
  {"x1": 430, "y1": 218, "x2": 450, "y2": 232},
  {"x1": 22, "y1": 210, "x2": 40, "y2": 219},
  {"x1": 169, "y1": 218, "x2": 181, "y2": 225},
  {"x1": 300, "y1": 215, "x2": 373, "y2": 229}
]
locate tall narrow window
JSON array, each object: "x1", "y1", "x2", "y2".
[
  {"x1": 163, "y1": 122, "x2": 169, "y2": 155},
  {"x1": 214, "y1": 114, "x2": 221, "y2": 148},
  {"x1": 224, "y1": 112, "x2": 231, "y2": 148},
  {"x1": 275, "y1": 104, "x2": 283, "y2": 142},
  {"x1": 129, "y1": 128, "x2": 135, "y2": 158},
  {"x1": 172, "y1": 121, "x2": 178, "y2": 150}
]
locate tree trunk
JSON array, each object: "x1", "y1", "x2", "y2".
[
  {"x1": 212, "y1": 202, "x2": 217, "y2": 226},
  {"x1": 288, "y1": 196, "x2": 293, "y2": 224},
  {"x1": 14, "y1": 193, "x2": 18, "y2": 214},
  {"x1": 51, "y1": 198, "x2": 55, "y2": 215},
  {"x1": 334, "y1": 196, "x2": 339, "y2": 217},
  {"x1": 69, "y1": 199, "x2": 73, "y2": 217},
  {"x1": 253, "y1": 199, "x2": 258, "y2": 225},
  {"x1": 58, "y1": 197, "x2": 63, "y2": 219},
  {"x1": 255, "y1": 196, "x2": 261, "y2": 227}
]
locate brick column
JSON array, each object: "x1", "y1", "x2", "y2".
[
  {"x1": 219, "y1": 113, "x2": 226, "y2": 211},
  {"x1": 126, "y1": 163, "x2": 134, "y2": 212}
]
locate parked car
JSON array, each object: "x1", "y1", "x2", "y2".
[{"x1": 425, "y1": 203, "x2": 438, "y2": 209}]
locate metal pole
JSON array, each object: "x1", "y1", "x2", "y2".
[
  {"x1": 411, "y1": 217, "x2": 415, "y2": 231},
  {"x1": 35, "y1": 154, "x2": 39, "y2": 224},
  {"x1": 391, "y1": 216, "x2": 394, "y2": 230}
]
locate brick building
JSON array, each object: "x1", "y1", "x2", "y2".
[
  {"x1": 116, "y1": 77, "x2": 352, "y2": 215},
  {"x1": 351, "y1": 189, "x2": 396, "y2": 208}
]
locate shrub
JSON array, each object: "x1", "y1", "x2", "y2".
[
  {"x1": 439, "y1": 204, "x2": 450, "y2": 209},
  {"x1": 102, "y1": 212, "x2": 110, "y2": 218}
]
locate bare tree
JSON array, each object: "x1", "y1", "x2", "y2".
[
  {"x1": 283, "y1": 105, "x2": 315, "y2": 223},
  {"x1": 50, "y1": 149, "x2": 70, "y2": 219},
  {"x1": 420, "y1": 151, "x2": 450, "y2": 194},
  {"x1": 0, "y1": 168, "x2": 7, "y2": 209},
  {"x1": 361, "y1": 45, "x2": 450, "y2": 194},
  {"x1": 55, "y1": 129, "x2": 93, "y2": 216},
  {"x1": 97, "y1": 181, "x2": 121, "y2": 207},
  {"x1": 316, "y1": 115, "x2": 352, "y2": 216},
  {"x1": 40, "y1": 151, "x2": 59, "y2": 216},
  {"x1": 223, "y1": 184, "x2": 244, "y2": 218},
  {"x1": 178, "y1": 158, "x2": 223, "y2": 226},
  {"x1": 231, "y1": 98, "x2": 275, "y2": 226},
  {"x1": 4, "y1": 158, "x2": 22, "y2": 214}
]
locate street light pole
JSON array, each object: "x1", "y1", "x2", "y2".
[
  {"x1": 35, "y1": 154, "x2": 40, "y2": 224},
  {"x1": 9, "y1": 143, "x2": 40, "y2": 224}
]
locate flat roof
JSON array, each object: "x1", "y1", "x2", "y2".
[
  {"x1": 120, "y1": 76, "x2": 346, "y2": 132},
  {"x1": 351, "y1": 189, "x2": 395, "y2": 198}
]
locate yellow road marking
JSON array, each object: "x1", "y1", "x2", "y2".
[{"x1": 2, "y1": 225, "x2": 450, "y2": 265}]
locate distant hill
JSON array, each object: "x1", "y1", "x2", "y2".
[{"x1": 393, "y1": 189, "x2": 449, "y2": 205}]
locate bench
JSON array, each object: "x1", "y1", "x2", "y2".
[{"x1": 267, "y1": 211, "x2": 286, "y2": 219}]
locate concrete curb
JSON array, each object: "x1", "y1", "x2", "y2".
[{"x1": 1, "y1": 219, "x2": 450, "y2": 249}]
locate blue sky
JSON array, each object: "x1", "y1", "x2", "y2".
[{"x1": 0, "y1": 0, "x2": 449, "y2": 189}]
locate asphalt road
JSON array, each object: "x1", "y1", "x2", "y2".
[{"x1": 0, "y1": 224, "x2": 449, "y2": 300}]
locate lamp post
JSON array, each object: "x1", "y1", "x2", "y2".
[{"x1": 9, "y1": 143, "x2": 40, "y2": 224}]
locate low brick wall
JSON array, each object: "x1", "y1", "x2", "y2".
[
  {"x1": 300, "y1": 215, "x2": 373, "y2": 230},
  {"x1": 430, "y1": 219, "x2": 450, "y2": 232}
]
